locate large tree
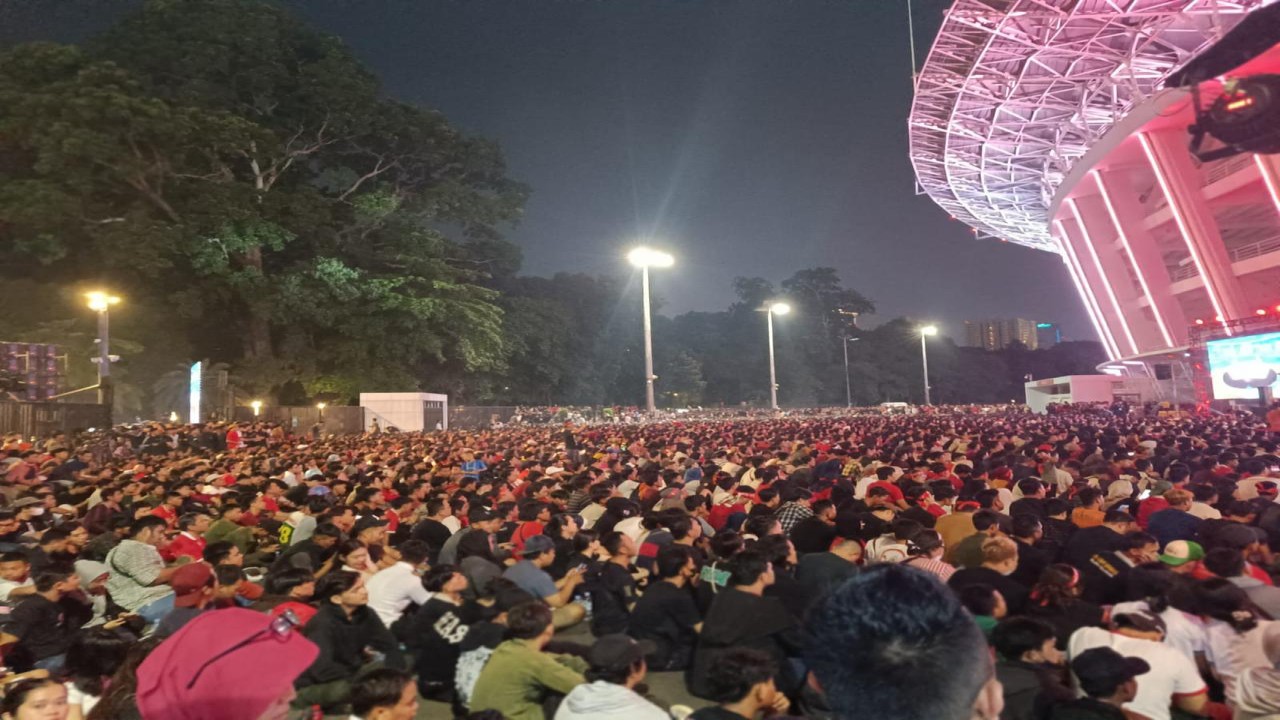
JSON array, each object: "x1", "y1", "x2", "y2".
[{"x1": 0, "y1": 0, "x2": 525, "y2": 404}]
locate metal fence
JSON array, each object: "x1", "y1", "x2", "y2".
[
  {"x1": 0, "y1": 401, "x2": 112, "y2": 438},
  {"x1": 448, "y1": 406, "x2": 520, "y2": 430},
  {"x1": 232, "y1": 405, "x2": 366, "y2": 436}
]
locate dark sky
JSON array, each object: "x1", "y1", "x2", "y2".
[{"x1": 1, "y1": 0, "x2": 1090, "y2": 341}]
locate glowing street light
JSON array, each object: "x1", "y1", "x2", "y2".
[
  {"x1": 250, "y1": 400, "x2": 263, "y2": 417},
  {"x1": 85, "y1": 290, "x2": 122, "y2": 423},
  {"x1": 766, "y1": 303, "x2": 791, "y2": 410},
  {"x1": 920, "y1": 324, "x2": 939, "y2": 405},
  {"x1": 628, "y1": 246, "x2": 675, "y2": 413}
]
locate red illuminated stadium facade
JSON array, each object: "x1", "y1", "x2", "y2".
[{"x1": 910, "y1": 0, "x2": 1280, "y2": 399}]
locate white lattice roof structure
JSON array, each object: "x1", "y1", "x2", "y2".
[{"x1": 909, "y1": 0, "x2": 1271, "y2": 252}]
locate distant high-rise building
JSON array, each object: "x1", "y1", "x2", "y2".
[
  {"x1": 1035, "y1": 322, "x2": 1061, "y2": 349},
  {"x1": 964, "y1": 319, "x2": 1039, "y2": 351}
]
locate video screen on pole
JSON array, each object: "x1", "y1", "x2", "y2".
[{"x1": 1205, "y1": 331, "x2": 1280, "y2": 400}]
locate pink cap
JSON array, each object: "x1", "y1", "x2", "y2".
[{"x1": 136, "y1": 608, "x2": 318, "y2": 720}]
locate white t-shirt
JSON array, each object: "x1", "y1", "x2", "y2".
[
  {"x1": 1188, "y1": 502, "x2": 1221, "y2": 520},
  {"x1": 442, "y1": 516, "x2": 462, "y2": 535},
  {"x1": 65, "y1": 683, "x2": 98, "y2": 715},
  {"x1": 1110, "y1": 600, "x2": 1207, "y2": 662},
  {"x1": 0, "y1": 577, "x2": 32, "y2": 603},
  {"x1": 365, "y1": 562, "x2": 432, "y2": 628},
  {"x1": 1068, "y1": 626, "x2": 1206, "y2": 720},
  {"x1": 1203, "y1": 619, "x2": 1274, "y2": 705}
]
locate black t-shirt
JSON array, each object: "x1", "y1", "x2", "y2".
[
  {"x1": 410, "y1": 519, "x2": 453, "y2": 562},
  {"x1": 796, "y1": 552, "x2": 856, "y2": 601},
  {"x1": 627, "y1": 580, "x2": 701, "y2": 669},
  {"x1": 590, "y1": 562, "x2": 637, "y2": 635},
  {"x1": 404, "y1": 598, "x2": 471, "y2": 685},
  {"x1": 10, "y1": 594, "x2": 86, "y2": 662},
  {"x1": 790, "y1": 516, "x2": 837, "y2": 555},
  {"x1": 948, "y1": 566, "x2": 1030, "y2": 614}
]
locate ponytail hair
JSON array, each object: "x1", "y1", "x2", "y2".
[
  {"x1": 1030, "y1": 564, "x2": 1082, "y2": 608},
  {"x1": 1196, "y1": 577, "x2": 1258, "y2": 634}
]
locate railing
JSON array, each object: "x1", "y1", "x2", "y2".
[
  {"x1": 1168, "y1": 234, "x2": 1280, "y2": 282},
  {"x1": 1202, "y1": 154, "x2": 1254, "y2": 187},
  {"x1": 0, "y1": 401, "x2": 111, "y2": 437}
]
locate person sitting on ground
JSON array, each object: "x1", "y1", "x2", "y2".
[
  {"x1": 952, "y1": 509, "x2": 1005, "y2": 570},
  {"x1": 1049, "y1": 646, "x2": 1151, "y2": 720},
  {"x1": 1025, "y1": 564, "x2": 1107, "y2": 649},
  {"x1": 991, "y1": 617, "x2": 1073, "y2": 720},
  {"x1": 135, "y1": 607, "x2": 320, "y2": 720},
  {"x1": 805, "y1": 563, "x2": 1004, "y2": 720},
  {"x1": 1066, "y1": 610, "x2": 1207, "y2": 720},
  {"x1": 500, "y1": 534, "x2": 587, "y2": 630},
  {"x1": 8, "y1": 563, "x2": 87, "y2": 673},
  {"x1": 366, "y1": 539, "x2": 432, "y2": 629},
  {"x1": 401, "y1": 564, "x2": 472, "y2": 701},
  {"x1": 293, "y1": 571, "x2": 406, "y2": 710},
  {"x1": 1, "y1": 676, "x2": 71, "y2": 720},
  {"x1": 453, "y1": 584, "x2": 536, "y2": 714},
  {"x1": 591, "y1": 531, "x2": 642, "y2": 636},
  {"x1": 1234, "y1": 622, "x2": 1280, "y2": 720},
  {"x1": 949, "y1": 535, "x2": 1030, "y2": 614},
  {"x1": 348, "y1": 667, "x2": 420, "y2": 720},
  {"x1": 688, "y1": 647, "x2": 791, "y2": 720},
  {"x1": 469, "y1": 601, "x2": 587, "y2": 720},
  {"x1": 691, "y1": 549, "x2": 805, "y2": 699},
  {"x1": 251, "y1": 567, "x2": 318, "y2": 623},
  {"x1": 553, "y1": 634, "x2": 668, "y2": 720},
  {"x1": 154, "y1": 562, "x2": 217, "y2": 638},
  {"x1": 957, "y1": 583, "x2": 1008, "y2": 638},
  {"x1": 104, "y1": 517, "x2": 179, "y2": 626},
  {"x1": 627, "y1": 545, "x2": 702, "y2": 671}
]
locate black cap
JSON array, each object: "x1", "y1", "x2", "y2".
[
  {"x1": 468, "y1": 507, "x2": 500, "y2": 524},
  {"x1": 588, "y1": 634, "x2": 657, "y2": 670},
  {"x1": 1111, "y1": 609, "x2": 1167, "y2": 636},
  {"x1": 1072, "y1": 647, "x2": 1150, "y2": 697}
]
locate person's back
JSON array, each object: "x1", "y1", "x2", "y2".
[
  {"x1": 469, "y1": 601, "x2": 587, "y2": 720},
  {"x1": 1067, "y1": 617, "x2": 1205, "y2": 720},
  {"x1": 554, "y1": 635, "x2": 668, "y2": 720}
]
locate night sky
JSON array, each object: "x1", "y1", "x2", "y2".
[{"x1": 1, "y1": 0, "x2": 1091, "y2": 342}]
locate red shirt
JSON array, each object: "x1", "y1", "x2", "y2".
[
  {"x1": 868, "y1": 481, "x2": 905, "y2": 502},
  {"x1": 162, "y1": 532, "x2": 206, "y2": 562},
  {"x1": 151, "y1": 505, "x2": 179, "y2": 530}
]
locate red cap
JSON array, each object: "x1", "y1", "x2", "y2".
[{"x1": 137, "y1": 608, "x2": 318, "y2": 720}]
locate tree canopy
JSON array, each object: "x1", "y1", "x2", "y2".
[{"x1": 0, "y1": 0, "x2": 1103, "y2": 415}]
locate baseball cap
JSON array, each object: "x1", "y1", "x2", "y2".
[
  {"x1": 521, "y1": 535, "x2": 555, "y2": 557},
  {"x1": 170, "y1": 563, "x2": 216, "y2": 608},
  {"x1": 468, "y1": 507, "x2": 500, "y2": 524},
  {"x1": 136, "y1": 608, "x2": 318, "y2": 720},
  {"x1": 1159, "y1": 540, "x2": 1205, "y2": 567},
  {"x1": 588, "y1": 634, "x2": 657, "y2": 670},
  {"x1": 1071, "y1": 646, "x2": 1151, "y2": 697}
]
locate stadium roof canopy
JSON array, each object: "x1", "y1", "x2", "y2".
[{"x1": 909, "y1": 0, "x2": 1269, "y2": 252}]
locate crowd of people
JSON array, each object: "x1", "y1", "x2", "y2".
[{"x1": 0, "y1": 403, "x2": 1279, "y2": 720}]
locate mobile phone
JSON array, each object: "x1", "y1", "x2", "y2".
[{"x1": 575, "y1": 564, "x2": 588, "y2": 573}]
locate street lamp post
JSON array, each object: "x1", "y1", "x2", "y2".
[
  {"x1": 251, "y1": 400, "x2": 263, "y2": 417},
  {"x1": 920, "y1": 325, "x2": 939, "y2": 405},
  {"x1": 767, "y1": 302, "x2": 791, "y2": 410},
  {"x1": 842, "y1": 337, "x2": 860, "y2": 407},
  {"x1": 627, "y1": 246, "x2": 674, "y2": 414},
  {"x1": 85, "y1": 291, "x2": 121, "y2": 423}
]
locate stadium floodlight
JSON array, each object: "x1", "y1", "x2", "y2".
[{"x1": 628, "y1": 246, "x2": 674, "y2": 413}]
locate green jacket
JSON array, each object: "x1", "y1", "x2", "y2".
[
  {"x1": 204, "y1": 518, "x2": 253, "y2": 553},
  {"x1": 469, "y1": 638, "x2": 587, "y2": 720}
]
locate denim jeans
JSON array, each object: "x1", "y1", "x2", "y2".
[
  {"x1": 135, "y1": 592, "x2": 176, "y2": 627},
  {"x1": 33, "y1": 654, "x2": 65, "y2": 674}
]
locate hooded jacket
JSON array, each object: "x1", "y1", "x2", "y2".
[{"x1": 553, "y1": 681, "x2": 668, "y2": 720}]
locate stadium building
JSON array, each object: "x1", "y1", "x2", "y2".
[{"x1": 910, "y1": 0, "x2": 1280, "y2": 404}]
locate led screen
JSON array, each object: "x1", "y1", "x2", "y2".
[{"x1": 1206, "y1": 331, "x2": 1280, "y2": 400}]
